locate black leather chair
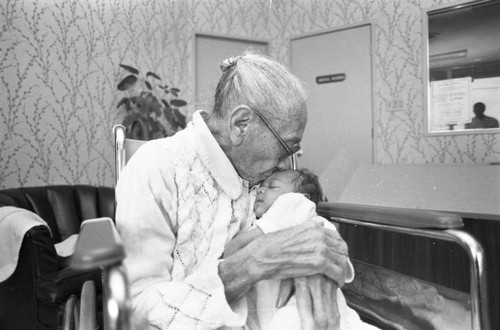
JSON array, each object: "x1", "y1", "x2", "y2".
[{"x1": 0, "y1": 185, "x2": 114, "y2": 330}]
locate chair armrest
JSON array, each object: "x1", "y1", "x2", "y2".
[
  {"x1": 37, "y1": 266, "x2": 101, "y2": 303},
  {"x1": 0, "y1": 225, "x2": 60, "y2": 330},
  {"x1": 71, "y1": 217, "x2": 125, "y2": 270},
  {"x1": 317, "y1": 202, "x2": 463, "y2": 229},
  {"x1": 71, "y1": 217, "x2": 133, "y2": 330}
]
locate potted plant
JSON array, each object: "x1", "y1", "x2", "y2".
[{"x1": 116, "y1": 64, "x2": 187, "y2": 140}]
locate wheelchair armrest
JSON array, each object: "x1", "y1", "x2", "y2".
[
  {"x1": 37, "y1": 266, "x2": 101, "y2": 303},
  {"x1": 317, "y1": 202, "x2": 463, "y2": 229},
  {"x1": 70, "y1": 217, "x2": 125, "y2": 270},
  {"x1": 70, "y1": 218, "x2": 132, "y2": 330}
]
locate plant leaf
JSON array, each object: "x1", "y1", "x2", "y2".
[
  {"x1": 170, "y1": 99, "x2": 187, "y2": 107},
  {"x1": 163, "y1": 105, "x2": 175, "y2": 124},
  {"x1": 172, "y1": 108, "x2": 186, "y2": 128},
  {"x1": 170, "y1": 88, "x2": 180, "y2": 97},
  {"x1": 146, "y1": 71, "x2": 162, "y2": 80},
  {"x1": 161, "y1": 99, "x2": 171, "y2": 109},
  {"x1": 117, "y1": 97, "x2": 129, "y2": 108},
  {"x1": 117, "y1": 75, "x2": 138, "y2": 91},
  {"x1": 145, "y1": 81, "x2": 152, "y2": 90},
  {"x1": 119, "y1": 64, "x2": 139, "y2": 75}
]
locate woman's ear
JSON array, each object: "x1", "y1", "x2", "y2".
[{"x1": 228, "y1": 105, "x2": 254, "y2": 146}]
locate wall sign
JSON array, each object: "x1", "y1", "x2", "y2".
[
  {"x1": 316, "y1": 73, "x2": 346, "y2": 84},
  {"x1": 430, "y1": 77, "x2": 470, "y2": 129}
]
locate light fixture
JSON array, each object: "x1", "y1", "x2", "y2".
[{"x1": 430, "y1": 50, "x2": 467, "y2": 63}]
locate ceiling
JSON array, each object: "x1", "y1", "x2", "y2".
[{"x1": 428, "y1": 0, "x2": 500, "y2": 71}]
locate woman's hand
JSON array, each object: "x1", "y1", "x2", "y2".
[
  {"x1": 295, "y1": 275, "x2": 340, "y2": 330},
  {"x1": 276, "y1": 275, "x2": 340, "y2": 330},
  {"x1": 249, "y1": 220, "x2": 349, "y2": 283},
  {"x1": 219, "y1": 220, "x2": 349, "y2": 303}
]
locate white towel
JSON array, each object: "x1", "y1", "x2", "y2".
[{"x1": 0, "y1": 206, "x2": 49, "y2": 282}]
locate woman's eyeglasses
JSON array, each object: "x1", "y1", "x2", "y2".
[{"x1": 248, "y1": 107, "x2": 300, "y2": 158}]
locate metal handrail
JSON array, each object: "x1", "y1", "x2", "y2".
[
  {"x1": 113, "y1": 125, "x2": 126, "y2": 187},
  {"x1": 103, "y1": 264, "x2": 132, "y2": 330},
  {"x1": 330, "y1": 216, "x2": 489, "y2": 330},
  {"x1": 291, "y1": 153, "x2": 298, "y2": 170}
]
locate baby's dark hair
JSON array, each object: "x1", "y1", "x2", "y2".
[{"x1": 292, "y1": 168, "x2": 324, "y2": 204}]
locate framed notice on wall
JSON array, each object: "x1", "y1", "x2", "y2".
[{"x1": 430, "y1": 77, "x2": 471, "y2": 128}]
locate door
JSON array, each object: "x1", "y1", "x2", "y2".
[{"x1": 291, "y1": 24, "x2": 374, "y2": 200}]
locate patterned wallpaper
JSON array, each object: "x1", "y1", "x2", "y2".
[{"x1": 1, "y1": 0, "x2": 499, "y2": 189}]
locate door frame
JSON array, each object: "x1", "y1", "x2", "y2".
[{"x1": 289, "y1": 21, "x2": 377, "y2": 163}]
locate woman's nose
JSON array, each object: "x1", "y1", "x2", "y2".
[
  {"x1": 276, "y1": 157, "x2": 289, "y2": 170},
  {"x1": 257, "y1": 188, "x2": 265, "y2": 194}
]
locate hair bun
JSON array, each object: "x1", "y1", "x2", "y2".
[{"x1": 220, "y1": 56, "x2": 240, "y2": 72}]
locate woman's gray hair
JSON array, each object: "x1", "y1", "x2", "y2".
[{"x1": 213, "y1": 51, "x2": 307, "y2": 125}]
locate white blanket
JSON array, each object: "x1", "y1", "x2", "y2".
[
  {"x1": 0, "y1": 206, "x2": 49, "y2": 282},
  {"x1": 252, "y1": 193, "x2": 377, "y2": 330}
]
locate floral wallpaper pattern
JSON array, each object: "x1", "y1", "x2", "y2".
[{"x1": 1, "y1": 0, "x2": 499, "y2": 189}]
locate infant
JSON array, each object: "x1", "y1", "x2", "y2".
[
  {"x1": 225, "y1": 168, "x2": 327, "y2": 253},
  {"x1": 225, "y1": 169, "x2": 378, "y2": 330}
]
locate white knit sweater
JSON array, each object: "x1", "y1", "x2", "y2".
[{"x1": 116, "y1": 111, "x2": 255, "y2": 330}]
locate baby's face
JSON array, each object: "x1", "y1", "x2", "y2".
[{"x1": 253, "y1": 170, "x2": 298, "y2": 218}]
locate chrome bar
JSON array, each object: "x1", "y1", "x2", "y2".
[
  {"x1": 291, "y1": 153, "x2": 298, "y2": 170},
  {"x1": 331, "y1": 216, "x2": 489, "y2": 330},
  {"x1": 104, "y1": 264, "x2": 132, "y2": 330},
  {"x1": 62, "y1": 296, "x2": 77, "y2": 330},
  {"x1": 113, "y1": 124, "x2": 126, "y2": 187},
  {"x1": 79, "y1": 281, "x2": 97, "y2": 330},
  {"x1": 447, "y1": 229, "x2": 489, "y2": 330}
]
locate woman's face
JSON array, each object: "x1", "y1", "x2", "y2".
[
  {"x1": 253, "y1": 170, "x2": 298, "y2": 218},
  {"x1": 236, "y1": 113, "x2": 306, "y2": 187}
]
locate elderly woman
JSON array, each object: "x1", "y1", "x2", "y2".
[{"x1": 115, "y1": 52, "x2": 351, "y2": 329}]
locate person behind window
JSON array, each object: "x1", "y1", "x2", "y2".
[{"x1": 465, "y1": 102, "x2": 499, "y2": 129}]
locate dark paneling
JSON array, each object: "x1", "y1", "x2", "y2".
[{"x1": 340, "y1": 217, "x2": 499, "y2": 329}]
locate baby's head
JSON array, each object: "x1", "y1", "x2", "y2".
[{"x1": 253, "y1": 168, "x2": 323, "y2": 218}]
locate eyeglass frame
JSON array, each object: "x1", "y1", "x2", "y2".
[{"x1": 240, "y1": 105, "x2": 301, "y2": 158}]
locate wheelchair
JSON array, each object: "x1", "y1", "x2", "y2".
[{"x1": 65, "y1": 125, "x2": 489, "y2": 330}]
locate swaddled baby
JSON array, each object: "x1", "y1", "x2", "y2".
[{"x1": 225, "y1": 169, "x2": 378, "y2": 330}]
